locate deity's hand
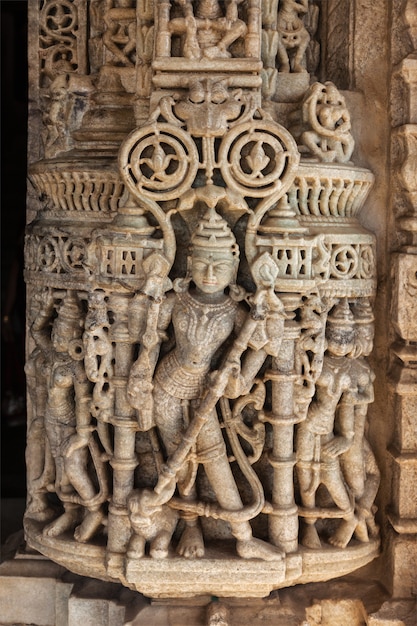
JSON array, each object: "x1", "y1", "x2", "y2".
[
  {"x1": 223, "y1": 361, "x2": 247, "y2": 399},
  {"x1": 321, "y1": 436, "x2": 351, "y2": 459},
  {"x1": 36, "y1": 287, "x2": 55, "y2": 315},
  {"x1": 127, "y1": 374, "x2": 153, "y2": 406},
  {"x1": 63, "y1": 432, "x2": 91, "y2": 458}
]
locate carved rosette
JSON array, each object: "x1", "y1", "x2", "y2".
[{"x1": 24, "y1": 0, "x2": 380, "y2": 600}]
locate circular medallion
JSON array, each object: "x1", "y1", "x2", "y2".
[
  {"x1": 330, "y1": 245, "x2": 359, "y2": 279},
  {"x1": 218, "y1": 121, "x2": 299, "y2": 198},
  {"x1": 119, "y1": 124, "x2": 199, "y2": 201}
]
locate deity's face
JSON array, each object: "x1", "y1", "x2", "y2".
[
  {"x1": 326, "y1": 326, "x2": 355, "y2": 357},
  {"x1": 191, "y1": 248, "x2": 237, "y2": 294}
]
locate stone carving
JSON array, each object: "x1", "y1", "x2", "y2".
[
  {"x1": 304, "y1": 0, "x2": 320, "y2": 77},
  {"x1": 261, "y1": 0, "x2": 317, "y2": 99},
  {"x1": 291, "y1": 81, "x2": 355, "y2": 163},
  {"x1": 40, "y1": 74, "x2": 94, "y2": 158},
  {"x1": 296, "y1": 299, "x2": 359, "y2": 550},
  {"x1": 275, "y1": 0, "x2": 310, "y2": 73},
  {"x1": 103, "y1": 0, "x2": 137, "y2": 67},
  {"x1": 319, "y1": 0, "x2": 351, "y2": 90},
  {"x1": 168, "y1": 0, "x2": 247, "y2": 60},
  {"x1": 127, "y1": 207, "x2": 285, "y2": 561},
  {"x1": 135, "y1": 0, "x2": 155, "y2": 100},
  {"x1": 29, "y1": 289, "x2": 108, "y2": 543},
  {"x1": 342, "y1": 300, "x2": 380, "y2": 544},
  {"x1": 39, "y1": 0, "x2": 83, "y2": 86},
  {"x1": 127, "y1": 488, "x2": 179, "y2": 558},
  {"x1": 24, "y1": 0, "x2": 381, "y2": 600},
  {"x1": 384, "y1": 0, "x2": 417, "y2": 603}
]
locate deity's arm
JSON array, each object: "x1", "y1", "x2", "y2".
[
  {"x1": 224, "y1": 305, "x2": 270, "y2": 398},
  {"x1": 225, "y1": 347, "x2": 268, "y2": 399},
  {"x1": 143, "y1": 291, "x2": 174, "y2": 371},
  {"x1": 30, "y1": 289, "x2": 55, "y2": 353},
  {"x1": 322, "y1": 394, "x2": 355, "y2": 459},
  {"x1": 338, "y1": 133, "x2": 355, "y2": 162},
  {"x1": 63, "y1": 367, "x2": 93, "y2": 457},
  {"x1": 356, "y1": 380, "x2": 375, "y2": 406},
  {"x1": 356, "y1": 439, "x2": 380, "y2": 517},
  {"x1": 350, "y1": 360, "x2": 375, "y2": 405},
  {"x1": 127, "y1": 291, "x2": 174, "y2": 424},
  {"x1": 297, "y1": 0, "x2": 309, "y2": 14}
]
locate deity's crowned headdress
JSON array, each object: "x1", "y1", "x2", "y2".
[{"x1": 191, "y1": 207, "x2": 239, "y2": 258}]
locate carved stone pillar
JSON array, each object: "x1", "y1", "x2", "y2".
[{"x1": 19, "y1": 0, "x2": 416, "y2": 618}]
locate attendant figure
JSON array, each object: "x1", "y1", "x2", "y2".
[
  {"x1": 32, "y1": 290, "x2": 107, "y2": 542},
  {"x1": 296, "y1": 299, "x2": 357, "y2": 549},
  {"x1": 340, "y1": 300, "x2": 380, "y2": 543}
]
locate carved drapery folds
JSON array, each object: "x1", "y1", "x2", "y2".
[{"x1": 25, "y1": 0, "x2": 380, "y2": 598}]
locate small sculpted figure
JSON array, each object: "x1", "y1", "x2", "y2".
[
  {"x1": 340, "y1": 300, "x2": 380, "y2": 543},
  {"x1": 294, "y1": 294, "x2": 328, "y2": 420},
  {"x1": 25, "y1": 294, "x2": 55, "y2": 522},
  {"x1": 127, "y1": 489, "x2": 179, "y2": 559},
  {"x1": 42, "y1": 75, "x2": 69, "y2": 157},
  {"x1": 128, "y1": 206, "x2": 284, "y2": 560},
  {"x1": 276, "y1": 0, "x2": 310, "y2": 73},
  {"x1": 170, "y1": 0, "x2": 247, "y2": 60},
  {"x1": 296, "y1": 299, "x2": 357, "y2": 549},
  {"x1": 298, "y1": 82, "x2": 355, "y2": 163},
  {"x1": 32, "y1": 290, "x2": 107, "y2": 542},
  {"x1": 103, "y1": 0, "x2": 137, "y2": 66},
  {"x1": 83, "y1": 291, "x2": 114, "y2": 454}
]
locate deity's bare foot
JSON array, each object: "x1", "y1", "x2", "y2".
[
  {"x1": 43, "y1": 509, "x2": 81, "y2": 538},
  {"x1": 236, "y1": 537, "x2": 283, "y2": 561},
  {"x1": 74, "y1": 509, "x2": 105, "y2": 543},
  {"x1": 177, "y1": 524, "x2": 205, "y2": 559},
  {"x1": 354, "y1": 520, "x2": 369, "y2": 543},
  {"x1": 366, "y1": 517, "x2": 379, "y2": 539},
  {"x1": 302, "y1": 523, "x2": 322, "y2": 549},
  {"x1": 328, "y1": 517, "x2": 357, "y2": 549},
  {"x1": 26, "y1": 498, "x2": 55, "y2": 522}
]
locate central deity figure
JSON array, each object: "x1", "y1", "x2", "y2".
[{"x1": 128, "y1": 207, "x2": 283, "y2": 560}]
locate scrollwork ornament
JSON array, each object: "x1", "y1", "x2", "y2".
[
  {"x1": 61, "y1": 238, "x2": 87, "y2": 271},
  {"x1": 359, "y1": 246, "x2": 376, "y2": 280},
  {"x1": 219, "y1": 119, "x2": 299, "y2": 198},
  {"x1": 41, "y1": 0, "x2": 77, "y2": 38},
  {"x1": 119, "y1": 123, "x2": 200, "y2": 201},
  {"x1": 38, "y1": 238, "x2": 59, "y2": 272},
  {"x1": 330, "y1": 245, "x2": 359, "y2": 280}
]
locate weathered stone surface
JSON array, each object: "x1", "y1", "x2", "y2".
[{"x1": 12, "y1": 0, "x2": 417, "y2": 620}]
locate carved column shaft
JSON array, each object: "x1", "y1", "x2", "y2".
[{"x1": 267, "y1": 317, "x2": 300, "y2": 554}]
